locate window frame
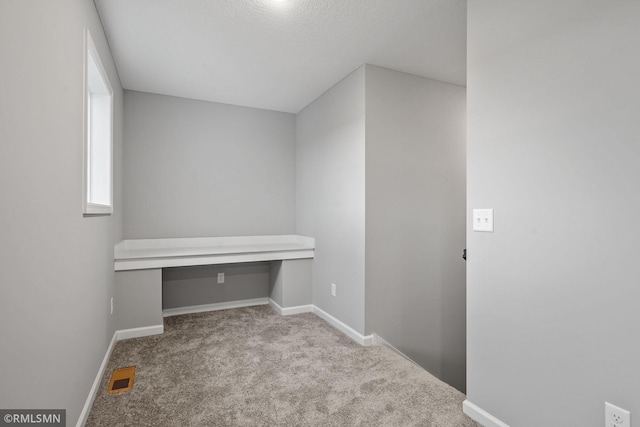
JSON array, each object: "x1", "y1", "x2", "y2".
[{"x1": 83, "y1": 29, "x2": 114, "y2": 215}]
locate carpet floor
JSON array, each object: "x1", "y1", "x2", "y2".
[{"x1": 86, "y1": 305, "x2": 479, "y2": 427}]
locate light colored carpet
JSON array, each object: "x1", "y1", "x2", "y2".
[{"x1": 86, "y1": 305, "x2": 479, "y2": 427}]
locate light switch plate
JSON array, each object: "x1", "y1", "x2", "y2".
[{"x1": 473, "y1": 209, "x2": 494, "y2": 232}]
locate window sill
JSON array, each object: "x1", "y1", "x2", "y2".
[{"x1": 84, "y1": 203, "x2": 112, "y2": 216}]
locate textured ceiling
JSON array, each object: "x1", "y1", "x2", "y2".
[{"x1": 95, "y1": 0, "x2": 466, "y2": 113}]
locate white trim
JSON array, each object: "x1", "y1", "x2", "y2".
[
  {"x1": 163, "y1": 298, "x2": 268, "y2": 317},
  {"x1": 267, "y1": 299, "x2": 313, "y2": 316},
  {"x1": 311, "y1": 306, "x2": 373, "y2": 346},
  {"x1": 116, "y1": 235, "x2": 315, "y2": 252},
  {"x1": 372, "y1": 333, "x2": 423, "y2": 368},
  {"x1": 282, "y1": 304, "x2": 313, "y2": 315},
  {"x1": 373, "y1": 333, "x2": 416, "y2": 363},
  {"x1": 463, "y1": 400, "x2": 510, "y2": 427},
  {"x1": 268, "y1": 298, "x2": 283, "y2": 314},
  {"x1": 115, "y1": 324, "x2": 164, "y2": 340},
  {"x1": 114, "y1": 235, "x2": 315, "y2": 272},
  {"x1": 115, "y1": 250, "x2": 314, "y2": 271},
  {"x1": 76, "y1": 332, "x2": 117, "y2": 427},
  {"x1": 84, "y1": 202, "x2": 112, "y2": 216},
  {"x1": 372, "y1": 333, "x2": 379, "y2": 346},
  {"x1": 82, "y1": 28, "x2": 113, "y2": 216},
  {"x1": 373, "y1": 334, "x2": 403, "y2": 354}
]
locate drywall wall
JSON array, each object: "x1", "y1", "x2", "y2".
[
  {"x1": 296, "y1": 66, "x2": 366, "y2": 334},
  {"x1": 115, "y1": 269, "x2": 162, "y2": 331},
  {"x1": 162, "y1": 263, "x2": 269, "y2": 309},
  {"x1": 269, "y1": 259, "x2": 313, "y2": 308},
  {"x1": 123, "y1": 91, "x2": 296, "y2": 238},
  {"x1": 466, "y1": 1, "x2": 640, "y2": 425},
  {"x1": 364, "y1": 65, "x2": 467, "y2": 392},
  {"x1": 0, "y1": 1, "x2": 123, "y2": 424}
]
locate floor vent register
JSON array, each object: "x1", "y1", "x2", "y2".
[{"x1": 107, "y1": 366, "x2": 136, "y2": 394}]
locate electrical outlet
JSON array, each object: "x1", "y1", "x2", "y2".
[
  {"x1": 217, "y1": 273, "x2": 225, "y2": 284},
  {"x1": 110, "y1": 297, "x2": 114, "y2": 315},
  {"x1": 331, "y1": 283, "x2": 336, "y2": 297},
  {"x1": 605, "y1": 402, "x2": 630, "y2": 427}
]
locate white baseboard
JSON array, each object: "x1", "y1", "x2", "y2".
[
  {"x1": 268, "y1": 299, "x2": 313, "y2": 316},
  {"x1": 372, "y1": 333, "x2": 423, "y2": 368},
  {"x1": 116, "y1": 324, "x2": 164, "y2": 340},
  {"x1": 76, "y1": 331, "x2": 117, "y2": 427},
  {"x1": 312, "y1": 306, "x2": 373, "y2": 346},
  {"x1": 283, "y1": 304, "x2": 313, "y2": 315},
  {"x1": 372, "y1": 333, "x2": 388, "y2": 348},
  {"x1": 162, "y1": 298, "x2": 269, "y2": 317},
  {"x1": 267, "y1": 298, "x2": 283, "y2": 314},
  {"x1": 463, "y1": 400, "x2": 510, "y2": 427}
]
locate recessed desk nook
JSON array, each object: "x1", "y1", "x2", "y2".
[{"x1": 114, "y1": 235, "x2": 315, "y2": 339}]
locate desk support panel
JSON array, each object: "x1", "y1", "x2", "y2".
[
  {"x1": 115, "y1": 269, "x2": 163, "y2": 332},
  {"x1": 269, "y1": 259, "x2": 312, "y2": 308}
]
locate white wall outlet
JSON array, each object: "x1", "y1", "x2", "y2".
[
  {"x1": 331, "y1": 283, "x2": 336, "y2": 297},
  {"x1": 217, "y1": 272, "x2": 225, "y2": 284},
  {"x1": 110, "y1": 297, "x2": 114, "y2": 315},
  {"x1": 605, "y1": 402, "x2": 630, "y2": 427},
  {"x1": 473, "y1": 208, "x2": 494, "y2": 232}
]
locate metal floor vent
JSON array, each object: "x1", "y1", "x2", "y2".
[{"x1": 107, "y1": 366, "x2": 136, "y2": 394}]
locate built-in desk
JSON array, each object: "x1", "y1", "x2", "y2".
[{"x1": 114, "y1": 235, "x2": 315, "y2": 338}]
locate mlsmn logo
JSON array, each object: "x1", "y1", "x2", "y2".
[
  {"x1": 0, "y1": 410, "x2": 65, "y2": 426},
  {"x1": 8, "y1": 414, "x2": 60, "y2": 423}
]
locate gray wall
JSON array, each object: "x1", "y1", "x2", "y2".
[
  {"x1": 123, "y1": 90, "x2": 296, "y2": 238},
  {"x1": 0, "y1": 1, "x2": 123, "y2": 424},
  {"x1": 296, "y1": 66, "x2": 366, "y2": 334},
  {"x1": 116, "y1": 269, "x2": 162, "y2": 330},
  {"x1": 268, "y1": 259, "x2": 313, "y2": 308},
  {"x1": 364, "y1": 65, "x2": 467, "y2": 392},
  {"x1": 163, "y1": 263, "x2": 269, "y2": 309},
  {"x1": 467, "y1": 1, "x2": 640, "y2": 425}
]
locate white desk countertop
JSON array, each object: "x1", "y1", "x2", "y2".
[{"x1": 114, "y1": 235, "x2": 315, "y2": 271}]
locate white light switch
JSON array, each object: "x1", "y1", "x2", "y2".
[{"x1": 473, "y1": 209, "x2": 494, "y2": 232}]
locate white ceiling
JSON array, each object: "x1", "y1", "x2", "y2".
[{"x1": 95, "y1": 0, "x2": 466, "y2": 113}]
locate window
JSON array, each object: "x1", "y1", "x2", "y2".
[{"x1": 83, "y1": 29, "x2": 113, "y2": 215}]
